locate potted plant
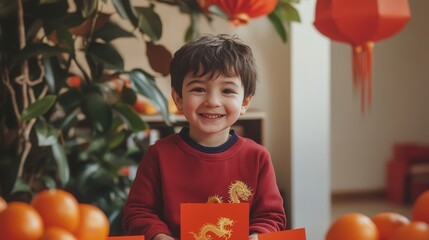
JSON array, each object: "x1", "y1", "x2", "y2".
[{"x1": 0, "y1": 0, "x2": 300, "y2": 235}]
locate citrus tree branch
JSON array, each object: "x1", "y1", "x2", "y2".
[{"x1": 16, "y1": 0, "x2": 32, "y2": 178}]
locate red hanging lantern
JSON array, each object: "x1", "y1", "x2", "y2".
[
  {"x1": 314, "y1": 0, "x2": 411, "y2": 112},
  {"x1": 198, "y1": 0, "x2": 278, "y2": 26}
]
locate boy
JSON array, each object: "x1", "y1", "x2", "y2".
[{"x1": 122, "y1": 34, "x2": 286, "y2": 240}]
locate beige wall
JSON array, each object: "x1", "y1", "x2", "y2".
[{"x1": 331, "y1": 0, "x2": 429, "y2": 193}]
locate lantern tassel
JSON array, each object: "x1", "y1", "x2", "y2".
[
  {"x1": 352, "y1": 42, "x2": 374, "y2": 114},
  {"x1": 366, "y1": 42, "x2": 374, "y2": 109}
]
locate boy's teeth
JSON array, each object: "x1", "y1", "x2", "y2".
[{"x1": 202, "y1": 114, "x2": 221, "y2": 118}]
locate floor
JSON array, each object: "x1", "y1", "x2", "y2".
[{"x1": 331, "y1": 195, "x2": 413, "y2": 223}]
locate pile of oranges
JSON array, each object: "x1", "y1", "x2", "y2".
[
  {"x1": 0, "y1": 189, "x2": 109, "y2": 240},
  {"x1": 326, "y1": 190, "x2": 429, "y2": 240}
]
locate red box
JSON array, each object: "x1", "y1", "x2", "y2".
[{"x1": 386, "y1": 143, "x2": 429, "y2": 204}]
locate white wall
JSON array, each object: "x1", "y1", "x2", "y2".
[
  {"x1": 291, "y1": 0, "x2": 331, "y2": 239},
  {"x1": 331, "y1": 0, "x2": 429, "y2": 193}
]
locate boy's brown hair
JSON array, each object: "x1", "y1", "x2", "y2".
[{"x1": 170, "y1": 34, "x2": 257, "y2": 98}]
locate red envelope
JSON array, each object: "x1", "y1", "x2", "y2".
[
  {"x1": 180, "y1": 203, "x2": 249, "y2": 240},
  {"x1": 258, "y1": 228, "x2": 306, "y2": 240}
]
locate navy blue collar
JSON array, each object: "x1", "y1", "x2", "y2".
[{"x1": 179, "y1": 127, "x2": 238, "y2": 154}]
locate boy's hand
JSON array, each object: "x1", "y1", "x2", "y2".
[
  {"x1": 152, "y1": 233, "x2": 175, "y2": 240},
  {"x1": 249, "y1": 234, "x2": 259, "y2": 240}
]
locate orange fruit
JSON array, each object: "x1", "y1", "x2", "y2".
[
  {"x1": 0, "y1": 196, "x2": 7, "y2": 213},
  {"x1": 371, "y1": 212, "x2": 410, "y2": 240},
  {"x1": 66, "y1": 76, "x2": 81, "y2": 88},
  {"x1": 31, "y1": 189, "x2": 80, "y2": 232},
  {"x1": 326, "y1": 213, "x2": 378, "y2": 240},
  {"x1": 40, "y1": 227, "x2": 77, "y2": 240},
  {"x1": 73, "y1": 203, "x2": 110, "y2": 240},
  {"x1": 0, "y1": 202, "x2": 44, "y2": 240},
  {"x1": 412, "y1": 190, "x2": 429, "y2": 224},
  {"x1": 391, "y1": 221, "x2": 429, "y2": 240},
  {"x1": 134, "y1": 95, "x2": 158, "y2": 115}
]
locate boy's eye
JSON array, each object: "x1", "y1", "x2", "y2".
[
  {"x1": 190, "y1": 87, "x2": 205, "y2": 93},
  {"x1": 222, "y1": 89, "x2": 236, "y2": 94}
]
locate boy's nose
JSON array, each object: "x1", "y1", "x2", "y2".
[{"x1": 204, "y1": 93, "x2": 221, "y2": 107}]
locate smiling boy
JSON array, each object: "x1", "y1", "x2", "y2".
[{"x1": 122, "y1": 34, "x2": 286, "y2": 240}]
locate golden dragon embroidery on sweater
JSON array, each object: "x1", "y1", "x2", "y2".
[
  {"x1": 190, "y1": 217, "x2": 235, "y2": 240},
  {"x1": 207, "y1": 195, "x2": 224, "y2": 204},
  {"x1": 207, "y1": 180, "x2": 253, "y2": 203}
]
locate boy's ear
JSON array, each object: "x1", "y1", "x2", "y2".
[
  {"x1": 241, "y1": 96, "x2": 253, "y2": 115},
  {"x1": 171, "y1": 89, "x2": 183, "y2": 111}
]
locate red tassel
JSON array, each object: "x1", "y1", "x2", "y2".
[
  {"x1": 366, "y1": 42, "x2": 374, "y2": 109},
  {"x1": 352, "y1": 42, "x2": 374, "y2": 114}
]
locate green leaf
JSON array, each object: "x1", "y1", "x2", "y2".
[
  {"x1": 0, "y1": 154, "x2": 19, "y2": 197},
  {"x1": 81, "y1": 91, "x2": 113, "y2": 134},
  {"x1": 58, "y1": 109, "x2": 78, "y2": 132},
  {"x1": 135, "y1": 6, "x2": 162, "y2": 41},
  {"x1": 207, "y1": 5, "x2": 228, "y2": 19},
  {"x1": 76, "y1": 163, "x2": 104, "y2": 195},
  {"x1": 27, "y1": 20, "x2": 44, "y2": 42},
  {"x1": 120, "y1": 86, "x2": 137, "y2": 105},
  {"x1": 268, "y1": 11, "x2": 288, "y2": 43},
  {"x1": 10, "y1": 177, "x2": 31, "y2": 194},
  {"x1": 279, "y1": 0, "x2": 301, "y2": 6},
  {"x1": 113, "y1": 103, "x2": 148, "y2": 132},
  {"x1": 39, "y1": 175, "x2": 57, "y2": 189},
  {"x1": 108, "y1": 208, "x2": 123, "y2": 236},
  {"x1": 85, "y1": 137, "x2": 107, "y2": 155},
  {"x1": 111, "y1": 0, "x2": 128, "y2": 20},
  {"x1": 276, "y1": 2, "x2": 301, "y2": 23},
  {"x1": 106, "y1": 131, "x2": 126, "y2": 150},
  {"x1": 51, "y1": 141, "x2": 70, "y2": 187},
  {"x1": 58, "y1": 89, "x2": 82, "y2": 111},
  {"x1": 185, "y1": 13, "x2": 200, "y2": 42},
  {"x1": 43, "y1": 56, "x2": 68, "y2": 93},
  {"x1": 111, "y1": 0, "x2": 138, "y2": 27},
  {"x1": 20, "y1": 95, "x2": 57, "y2": 121},
  {"x1": 87, "y1": 42, "x2": 124, "y2": 71},
  {"x1": 35, "y1": 119, "x2": 60, "y2": 146},
  {"x1": 129, "y1": 69, "x2": 171, "y2": 125},
  {"x1": 52, "y1": 22, "x2": 75, "y2": 50},
  {"x1": 92, "y1": 21, "x2": 135, "y2": 42},
  {"x1": 10, "y1": 43, "x2": 72, "y2": 68}
]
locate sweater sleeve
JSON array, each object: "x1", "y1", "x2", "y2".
[
  {"x1": 122, "y1": 147, "x2": 173, "y2": 239},
  {"x1": 249, "y1": 151, "x2": 286, "y2": 234}
]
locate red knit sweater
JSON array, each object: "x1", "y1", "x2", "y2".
[{"x1": 122, "y1": 131, "x2": 286, "y2": 239}]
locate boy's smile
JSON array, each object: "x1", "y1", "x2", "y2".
[{"x1": 172, "y1": 72, "x2": 252, "y2": 147}]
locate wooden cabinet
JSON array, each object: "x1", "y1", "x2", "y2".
[{"x1": 142, "y1": 110, "x2": 265, "y2": 145}]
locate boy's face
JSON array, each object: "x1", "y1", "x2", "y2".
[{"x1": 172, "y1": 72, "x2": 252, "y2": 145}]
